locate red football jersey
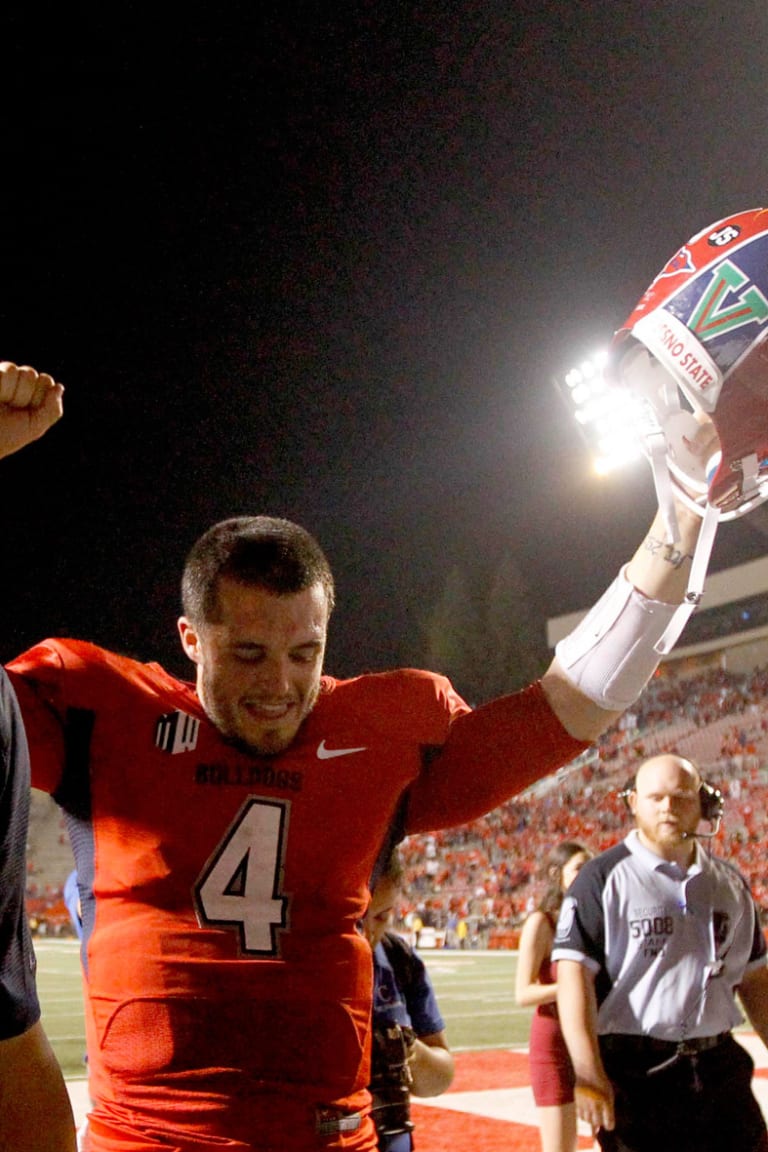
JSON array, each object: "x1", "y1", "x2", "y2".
[{"x1": 9, "y1": 639, "x2": 585, "y2": 1151}]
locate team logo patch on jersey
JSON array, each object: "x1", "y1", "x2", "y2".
[{"x1": 155, "y1": 710, "x2": 200, "y2": 754}]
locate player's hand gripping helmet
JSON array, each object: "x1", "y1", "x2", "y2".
[{"x1": 609, "y1": 207, "x2": 768, "y2": 524}]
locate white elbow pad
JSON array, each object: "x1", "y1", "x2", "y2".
[{"x1": 555, "y1": 566, "x2": 678, "y2": 711}]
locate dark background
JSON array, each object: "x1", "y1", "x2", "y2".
[{"x1": 2, "y1": 4, "x2": 768, "y2": 680}]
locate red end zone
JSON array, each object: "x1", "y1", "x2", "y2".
[
  {"x1": 411, "y1": 1049, "x2": 595, "y2": 1150},
  {"x1": 410, "y1": 1040, "x2": 768, "y2": 1151}
]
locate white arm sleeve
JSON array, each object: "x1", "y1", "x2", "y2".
[{"x1": 554, "y1": 566, "x2": 678, "y2": 711}]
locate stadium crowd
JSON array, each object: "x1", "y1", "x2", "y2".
[{"x1": 395, "y1": 661, "x2": 768, "y2": 945}]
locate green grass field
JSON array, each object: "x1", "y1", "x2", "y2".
[
  {"x1": 36, "y1": 939, "x2": 89, "y2": 1079},
  {"x1": 35, "y1": 939, "x2": 533, "y2": 1080},
  {"x1": 417, "y1": 949, "x2": 532, "y2": 1050}
]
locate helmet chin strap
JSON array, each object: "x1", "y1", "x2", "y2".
[
  {"x1": 616, "y1": 346, "x2": 723, "y2": 654},
  {"x1": 654, "y1": 499, "x2": 720, "y2": 655},
  {"x1": 642, "y1": 395, "x2": 720, "y2": 656}
]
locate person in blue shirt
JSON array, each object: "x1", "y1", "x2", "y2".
[{"x1": 363, "y1": 848, "x2": 455, "y2": 1152}]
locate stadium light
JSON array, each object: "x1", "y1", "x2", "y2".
[{"x1": 554, "y1": 349, "x2": 645, "y2": 476}]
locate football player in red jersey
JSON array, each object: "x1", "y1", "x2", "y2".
[{"x1": 0, "y1": 361, "x2": 712, "y2": 1151}]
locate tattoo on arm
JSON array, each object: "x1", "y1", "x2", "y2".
[{"x1": 644, "y1": 534, "x2": 693, "y2": 570}]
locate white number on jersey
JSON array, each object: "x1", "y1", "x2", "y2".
[{"x1": 194, "y1": 797, "x2": 290, "y2": 955}]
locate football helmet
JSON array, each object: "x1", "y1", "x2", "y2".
[{"x1": 609, "y1": 207, "x2": 768, "y2": 522}]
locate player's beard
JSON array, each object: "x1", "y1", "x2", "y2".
[{"x1": 201, "y1": 673, "x2": 321, "y2": 757}]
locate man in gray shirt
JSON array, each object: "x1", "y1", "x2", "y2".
[{"x1": 553, "y1": 753, "x2": 768, "y2": 1152}]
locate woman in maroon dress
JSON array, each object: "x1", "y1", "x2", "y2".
[{"x1": 516, "y1": 841, "x2": 592, "y2": 1152}]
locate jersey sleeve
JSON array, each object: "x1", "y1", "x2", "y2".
[
  {"x1": 405, "y1": 680, "x2": 589, "y2": 833},
  {"x1": 0, "y1": 668, "x2": 41, "y2": 1038},
  {"x1": 744, "y1": 883, "x2": 767, "y2": 969},
  {"x1": 7, "y1": 642, "x2": 80, "y2": 795},
  {"x1": 403, "y1": 948, "x2": 445, "y2": 1037},
  {"x1": 719, "y1": 859, "x2": 767, "y2": 972},
  {"x1": 550, "y1": 862, "x2": 605, "y2": 974}
]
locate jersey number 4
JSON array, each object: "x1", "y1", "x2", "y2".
[{"x1": 194, "y1": 797, "x2": 290, "y2": 955}]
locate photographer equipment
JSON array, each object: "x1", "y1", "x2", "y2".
[{"x1": 369, "y1": 1022, "x2": 416, "y2": 1140}]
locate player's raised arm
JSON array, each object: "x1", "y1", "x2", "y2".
[
  {"x1": 541, "y1": 494, "x2": 702, "y2": 742},
  {"x1": 0, "y1": 362, "x2": 64, "y2": 460}
]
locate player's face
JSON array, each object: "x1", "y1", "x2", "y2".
[
  {"x1": 630, "y1": 756, "x2": 701, "y2": 860},
  {"x1": 363, "y1": 877, "x2": 398, "y2": 950},
  {"x1": 178, "y1": 576, "x2": 328, "y2": 755}
]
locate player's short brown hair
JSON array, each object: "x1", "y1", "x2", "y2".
[
  {"x1": 181, "y1": 516, "x2": 335, "y2": 624},
  {"x1": 377, "y1": 846, "x2": 405, "y2": 890}
]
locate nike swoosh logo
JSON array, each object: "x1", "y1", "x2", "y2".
[{"x1": 316, "y1": 740, "x2": 367, "y2": 760}]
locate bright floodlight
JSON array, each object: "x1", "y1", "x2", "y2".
[{"x1": 554, "y1": 349, "x2": 643, "y2": 476}]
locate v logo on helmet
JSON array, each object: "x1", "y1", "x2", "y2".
[{"x1": 687, "y1": 259, "x2": 768, "y2": 343}]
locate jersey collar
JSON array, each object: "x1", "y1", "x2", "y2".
[{"x1": 625, "y1": 828, "x2": 705, "y2": 878}]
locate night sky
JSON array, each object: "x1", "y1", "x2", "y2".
[{"x1": 3, "y1": 5, "x2": 768, "y2": 682}]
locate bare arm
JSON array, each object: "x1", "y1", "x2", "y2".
[
  {"x1": 556, "y1": 958, "x2": 614, "y2": 1135},
  {"x1": 738, "y1": 965, "x2": 768, "y2": 1049},
  {"x1": 0, "y1": 1021, "x2": 76, "y2": 1151},
  {"x1": 0, "y1": 362, "x2": 63, "y2": 461},
  {"x1": 515, "y1": 911, "x2": 557, "y2": 1008},
  {"x1": 408, "y1": 1030, "x2": 455, "y2": 1097},
  {"x1": 541, "y1": 498, "x2": 703, "y2": 742}
]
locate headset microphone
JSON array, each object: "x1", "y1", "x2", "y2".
[{"x1": 684, "y1": 780, "x2": 724, "y2": 838}]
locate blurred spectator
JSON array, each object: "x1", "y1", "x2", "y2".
[
  {"x1": 363, "y1": 848, "x2": 454, "y2": 1152},
  {"x1": 516, "y1": 842, "x2": 592, "y2": 1152}
]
